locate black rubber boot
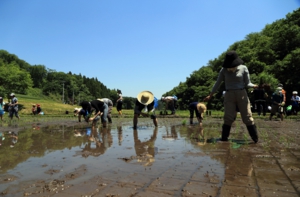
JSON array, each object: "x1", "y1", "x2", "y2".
[
  {"x1": 221, "y1": 124, "x2": 231, "y2": 141},
  {"x1": 108, "y1": 116, "x2": 112, "y2": 124},
  {"x1": 247, "y1": 125, "x2": 259, "y2": 143}
]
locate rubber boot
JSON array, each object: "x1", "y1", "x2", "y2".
[
  {"x1": 221, "y1": 124, "x2": 231, "y2": 141},
  {"x1": 108, "y1": 116, "x2": 112, "y2": 124},
  {"x1": 246, "y1": 125, "x2": 258, "y2": 143}
]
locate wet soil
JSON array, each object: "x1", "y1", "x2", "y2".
[{"x1": 0, "y1": 116, "x2": 300, "y2": 196}]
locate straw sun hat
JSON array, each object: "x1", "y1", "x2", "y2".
[
  {"x1": 137, "y1": 91, "x2": 154, "y2": 105},
  {"x1": 196, "y1": 103, "x2": 207, "y2": 118}
]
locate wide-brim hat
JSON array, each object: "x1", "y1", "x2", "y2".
[
  {"x1": 197, "y1": 103, "x2": 207, "y2": 118},
  {"x1": 137, "y1": 91, "x2": 154, "y2": 105},
  {"x1": 222, "y1": 51, "x2": 244, "y2": 68},
  {"x1": 10, "y1": 93, "x2": 15, "y2": 96}
]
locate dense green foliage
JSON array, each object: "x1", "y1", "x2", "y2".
[
  {"x1": 164, "y1": 8, "x2": 300, "y2": 110},
  {"x1": 1, "y1": 8, "x2": 299, "y2": 110},
  {"x1": 0, "y1": 50, "x2": 137, "y2": 107}
]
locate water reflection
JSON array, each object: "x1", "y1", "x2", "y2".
[
  {"x1": 81, "y1": 127, "x2": 112, "y2": 158},
  {"x1": 117, "y1": 125, "x2": 123, "y2": 145},
  {"x1": 0, "y1": 121, "x2": 226, "y2": 176},
  {"x1": 162, "y1": 125, "x2": 178, "y2": 140},
  {"x1": 133, "y1": 127, "x2": 158, "y2": 166}
]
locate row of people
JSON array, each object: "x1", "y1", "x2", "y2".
[
  {"x1": 251, "y1": 83, "x2": 300, "y2": 117},
  {"x1": 74, "y1": 50, "x2": 260, "y2": 146}
]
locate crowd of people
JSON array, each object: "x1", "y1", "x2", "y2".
[
  {"x1": 250, "y1": 83, "x2": 300, "y2": 119},
  {"x1": 2, "y1": 51, "x2": 300, "y2": 146},
  {"x1": 70, "y1": 51, "x2": 300, "y2": 143}
]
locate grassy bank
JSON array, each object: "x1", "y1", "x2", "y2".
[{"x1": 4, "y1": 94, "x2": 219, "y2": 118}]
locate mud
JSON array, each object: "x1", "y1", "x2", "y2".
[{"x1": 0, "y1": 116, "x2": 300, "y2": 196}]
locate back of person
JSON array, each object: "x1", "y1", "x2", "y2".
[{"x1": 253, "y1": 88, "x2": 266, "y2": 101}]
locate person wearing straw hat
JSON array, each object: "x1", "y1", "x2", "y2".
[
  {"x1": 203, "y1": 51, "x2": 258, "y2": 143},
  {"x1": 133, "y1": 91, "x2": 158, "y2": 129},
  {"x1": 188, "y1": 102, "x2": 207, "y2": 126}
]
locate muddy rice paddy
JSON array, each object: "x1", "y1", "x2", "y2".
[{"x1": 0, "y1": 116, "x2": 300, "y2": 197}]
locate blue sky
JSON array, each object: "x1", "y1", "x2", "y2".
[{"x1": 1, "y1": 0, "x2": 299, "y2": 98}]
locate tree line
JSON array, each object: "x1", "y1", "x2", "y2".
[
  {"x1": 1, "y1": 8, "x2": 299, "y2": 110},
  {"x1": 164, "y1": 8, "x2": 300, "y2": 111}
]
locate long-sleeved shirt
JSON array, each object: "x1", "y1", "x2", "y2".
[
  {"x1": 98, "y1": 98, "x2": 113, "y2": 106},
  {"x1": 211, "y1": 65, "x2": 255, "y2": 94}
]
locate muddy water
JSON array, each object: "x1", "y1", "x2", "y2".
[{"x1": 0, "y1": 118, "x2": 300, "y2": 196}]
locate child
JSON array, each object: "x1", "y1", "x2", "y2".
[
  {"x1": 188, "y1": 102, "x2": 207, "y2": 126},
  {"x1": 32, "y1": 104, "x2": 36, "y2": 115}
]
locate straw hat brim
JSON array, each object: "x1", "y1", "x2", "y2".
[
  {"x1": 137, "y1": 91, "x2": 154, "y2": 105},
  {"x1": 197, "y1": 103, "x2": 207, "y2": 118}
]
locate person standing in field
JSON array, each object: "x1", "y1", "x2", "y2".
[
  {"x1": 203, "y1": 51, "x2": 258, "y2": 143},
  {"x1": 0, "y1": 97, "x2": 5, "y2": 121},
  {"x1": 291, "y1": 91, "x2": 300, "y2": 115},
  {"x1": 133, "y1": 91, "x2": 158, "y2": 129},
  {"x1": 277, "y1": 83, "x2": 286, "y2": 103},
  {"x1": 252, "y1": 83, "x2": 268, "y2": 116},
  {"x1": 188, "y1": 102, "x2": 207, "y2": 126},
  {"x1": 269, "y1": 87, "x2": 284, "y2": 121},
  {"x1": 116, "y1": 89, "x2": 123, "y2": 116},
  {"x1": 98, "y1": 98, "x2": 113, "y2": 123},
  {"x1": 9, "y1": 93, "x2": 20, "y2": 120}
]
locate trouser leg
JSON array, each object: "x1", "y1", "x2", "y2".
[
  {"x1": 246, "y1": 124, "x2": 258, "y2": 143},
  {"x1": 221, "y1": 124, "x2": 231, "y2": 141}
]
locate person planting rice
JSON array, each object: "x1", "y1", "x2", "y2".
[
  {"x1": 97, "y1": 98, "x2": 113, "y2": 123},
  {"x1": 188, "y1": 102, "x2": 207, "y2": 126},
  {"x1": 133, "y1": 91, "x2": 158, "y2": 129},
  {"x1": 269, "y1": 87, "x2": 284, "y2": 121},
  {"x1": 161, "y1": 95, "x2": 177, "y2": 115},
  {"x1": 80, "y1": 99, "x2": 109, "y2": 128}
]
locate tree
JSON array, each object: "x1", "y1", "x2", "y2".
[{"x1": 0, "y1": 61, "x2": 33, "y2": 96}]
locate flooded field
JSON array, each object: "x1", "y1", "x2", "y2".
[{"x1": 0, "y1": 117, "x2": 300, "y2": 196}]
